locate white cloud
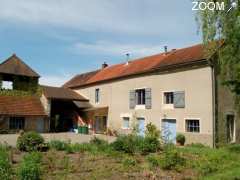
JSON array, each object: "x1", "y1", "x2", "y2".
[
  {"x1": 39, "y1": 74, "x2": 73, "y2": 87},
  {"x1": 73, "y1": 40, "x2": 165, "y2": 57},
  {"x1": 0, "y1": 0, "x2": 197, "y2": 36}
]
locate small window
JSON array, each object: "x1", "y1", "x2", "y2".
[
  {"x1": 95, "y1": 88, "x2": 100, "y2": 103},
  {"x1": 186, "y1": 119, "x2": 200, "y2": 133},
  {"x1": 2, "y1": 81, "x2": 13, "y2": 90},
  {"x1": 9, "y1": 117, "x2": 25, "y2": 130},
  {"x1": 122, "y1": 117, "x2": 130, "y2": 129},
  {"x1": 136, "y1": 89, "x2": 145, "y2": 105},
  {"x1": 164, "y1": 92, "x2": 174, "y2": 104}
]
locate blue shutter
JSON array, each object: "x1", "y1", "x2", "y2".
[
  {"x1": 145, "y1": 88, "x2": 152, "y2": 109},
  {"x1": 173, "y1": 91, "x2": 185, "y2": 108},
  {"x1": 129, "y1": 90, "x2": 136, "y2": 109}
]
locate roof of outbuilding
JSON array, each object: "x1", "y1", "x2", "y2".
[
  {"x1": 0, "y1": 54, "x2": 40, "y2": 77},
  {"x1": 0, "y1": 96, "x2": 46, "y2": 116},
  {"x1": 63, "y1": 43, "x2": 207, "y2": 88},
  {"x1": 42, "y1": 85, "x2": 88, "y2": 101}
]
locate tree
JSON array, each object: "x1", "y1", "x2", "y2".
[{"x1": 197, "y1": 0, "x2": 240, "y2": 95}]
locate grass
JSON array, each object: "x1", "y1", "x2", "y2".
[{"x1": 1, "y1": 142, "x2": 240, "y2": 179}]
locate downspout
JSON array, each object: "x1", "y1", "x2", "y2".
[{"x1": 211, "y1": 64, "x2": 216, "y2": 148}]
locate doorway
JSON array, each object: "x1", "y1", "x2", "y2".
[
  {"x1": 161, "y1": 119, "x2": 177, "y2": 143},
  {"x1": 94, "y1": 116, "x2": 107, "y2": 134},
  {"x1": 137, "y1": 117, "x2": 145, "y2": 136},
  {"x1": 226, "y1": 114, "x2": 235, "y2": 143}
]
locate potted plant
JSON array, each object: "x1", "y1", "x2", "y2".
[{"x1": 176, "y1": 133, "x2": 186, "y2": 146}]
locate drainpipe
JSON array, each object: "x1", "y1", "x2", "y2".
[{"x1": 211, "y1": 65, "x2": 216, "y2": 148}]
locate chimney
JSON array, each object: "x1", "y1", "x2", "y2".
[
  {"x1": 126, "y1": 53, "x2": 130, "y2": 65},
  {"x1": 102, "y1": 62, "x2": 108, "y2": 69},
  {"x1": 164, "y1": 46, "x2": 168, "y2": 54}
]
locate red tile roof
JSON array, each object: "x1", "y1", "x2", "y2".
[
  {"x1": 0, "y1": 96, "x2": 46, "y2": 116},
  {"x1": 63, "y1": 44, "x2": 207, "y2": 88},
  {"x1": 0, "y1": 54, "x2": 40, "y2": 77}
]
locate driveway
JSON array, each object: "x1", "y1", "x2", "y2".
[{"x1": 0, "y1": 133, "x2": 116, "y2": 147}]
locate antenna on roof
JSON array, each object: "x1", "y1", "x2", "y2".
[
  {"x1": 164, "y1": 46, "x2": 168, "y2": 54},
  {"x1": 126, "y1": 53, "x2": 130, "y2": 65}
]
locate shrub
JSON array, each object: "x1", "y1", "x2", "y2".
[
  {"x1": 225, "y1": 144, "x2": 240, "y2": 153},
  {"x1": 18, "y1": 152, "x2": 42, "y2": 180},
  {"x1": 146, "y1": 154, "x2": 160, "y2": 168},
  {"x1": 0, "y1": 148, "x2": 12, "y2": 180},
  {"x1": 90, "y1": 136, "x2": 108, "y2": 146},
  {"x1": 49, "y1": 140, "x2": 69, "y2": 151},
  {"x1": 140, "y1": 137, "x2": 160, "y2": 154},
  {"x1": 176, "y1": 133, "x2": 185, "y2": 146},
  {"x1": 159, "y1": 148, "x2": 186, "y2": 171},
  {"x1": 122, "y1": 157, "x2": 137, "y2": 168},
  {"x1": 111, "y1": 134, "x2": 143, "y2": 154},
  {"x1": 17, "y1": 131, "x2": 45, "y2": 152},
  {"x1": 145, "y1": 123, "x2": 160, "y2": 138}
]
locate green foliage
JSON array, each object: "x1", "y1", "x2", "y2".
[
  {"x1": 90, "y1": 136, "x2": 108, "y2": 146},
  {"x1": 18, "y1": 152, "x2": 42, "y2": 180},
  {"x1": 140, "y1": 137, "x2": 160, "y2": 154},
  {"x1": 49, "y1": 140, "x2": 69, "y2": 151},
  {"x1": 197, "y1": 0, "x2": 240, "y2": 96},
  {"x1": 159, "y1": 146, "x2": 186, "y2": 171},
  {"x1": 0, "y1": 147, "x2": 12, "y2": 180},
  {"x1": 17, "y1": 131, "x2": 45, "y2": 152},
  {"x1": 225, "y1": 143, "x2": 240, "y2": 153},
  {"x1": 122, "y1": 157, "x2": 137, "y2": 168},
  {"x1": 146, "y1": 154, "x2": 161, "y2": 168},
  {"x1": 111, "y1": 134, "x2": 144, "y2": 154},
  {"x1": 145, "y1": 123, "x2": 160, "y2": 138},
  {"x1": 187, "y1": 143, "x2": 206, "y2": 148},
  {"x1": 176, "y1": 133, "x2": 185, "y2": 145}
]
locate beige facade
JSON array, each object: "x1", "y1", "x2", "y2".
[{"x1": 75, "y1": 66, "x2": 214, "y2": 146}]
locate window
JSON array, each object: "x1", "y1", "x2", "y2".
[
  {"x1": 164, "y1": 92, "x2": 174, "y2": 104},
  {"x1": 95, "y1": 88, "x2": 100, "y2": 103},
  {"x1": 186, "y1": 119, "x2": 200, "y2": 133},
  {"x1": 122, "y1": 117, "x2": 130, "y2": 129},
  {"x1": 9, "y1": 117, "x2": 25, "y2": 129},
  {"x1": 2, "y1": 81, "x2": 13, "y2": 90},
  {"x1": 136, "y1": 89, "x2": 145, "y2": 105}
]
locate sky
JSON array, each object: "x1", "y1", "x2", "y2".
[{"x1": 0, "y1": 0, "x2": 202, "y2": 86}]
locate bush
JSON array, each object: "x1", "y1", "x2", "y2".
[
  {"x1": 225, "y1": 144, "x2": 240, "y2": 153},
  {"x1": 111, "y1": 134, "x2": 143, "y2": 154},
  {"x1": 90, "y1": 136, "x2": 108, "y2": 146},
  {"x1": 140, "y1": 137, "x2": 160, "y2": 154},
  {"x1": 176, "y1": 133, "x2": 185, "y2": 146},
  {"x1": 122, "y1": 157, "x2": 137, "y2": 168},
  {"x1": 49, "y1": 140, "x2": 69, "y2": 151},
  {"x1": 159, "y1": 148, "x2": 186, "y2": 171},
  {"x1": 18, "y1": 152, "x2": 42, "y2": 180},
  {"x1": 147, "y1": 154, "x2": 160, "y2": 168},
  {"x1": 0, "y1": 148, "x2": 12, "y2": 180},
  {"x1": 17, "y1": 131, "x2": 45, "y2": 152},
  {"x1": 145, "y1": 123, "x2": 160, "y2": 138}
]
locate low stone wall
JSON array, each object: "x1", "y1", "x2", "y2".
[{"x1": 0, "y1": 132, "x2": 116, "y2": 147}]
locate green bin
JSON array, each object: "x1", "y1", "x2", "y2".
[
  {"x1": 78, "y1": 126, "x2": 83, "y2": 134},
  {"x1": 78, "y1": 126, "x2": 88, "y2": 134},
  {"x1": 82, "y1": 126, "x2": 89, "y2": 134}
]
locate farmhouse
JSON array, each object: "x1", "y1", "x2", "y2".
[
  {"x1": 64, "y1": 43, "x2": 239, "y2": 147},
  {"x1": 0, "y1": 43, "x2": 238, "y2": 147}
]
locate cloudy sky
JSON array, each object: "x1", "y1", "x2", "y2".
[{"x1": 0, "y1": 0, "x2": 201, "y2": 86}]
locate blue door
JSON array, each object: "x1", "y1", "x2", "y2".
[
  {"x1": 137, "y1": 118, "x2": 145, "y2": 136},
  {"x1": 161, "y1": 119, "x2": 176, "y2": 143}
]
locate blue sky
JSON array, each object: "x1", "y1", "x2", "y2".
[{"x1": 0, "y1": 0, "x2": 202, "y2": 86}]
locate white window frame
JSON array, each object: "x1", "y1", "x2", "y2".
[
  {"x1": 122, "y1": 117, "x2": 130, "y2": 129},
  {"x1": 162, "y1": 90, "x2": 175, "y2": 109},
  {"x1": 185, "y1": 118, "x2": 201, "y2": 133}
]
